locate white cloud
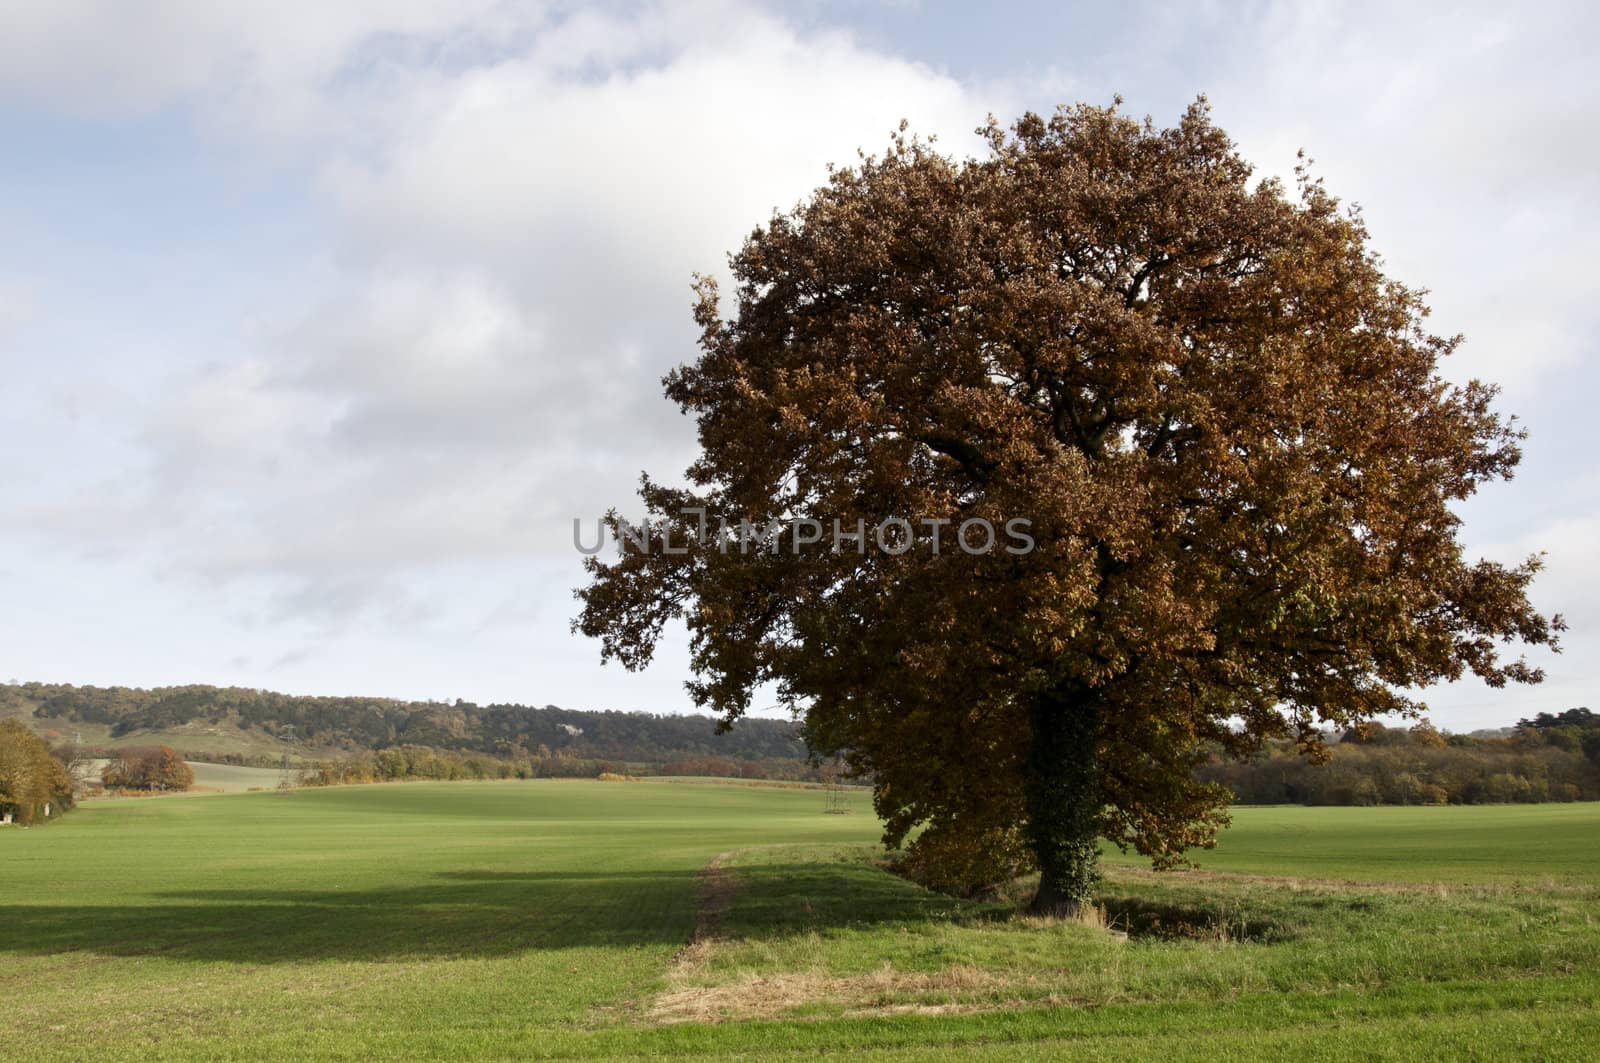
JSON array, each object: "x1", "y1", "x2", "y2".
[
  {"x1": 1481, "y1": 513, "x2": 1600, "y2": 633},
  {"x1": 1206, "y1": 0, "x2": 1600, "y2": 397},
  {"x1": 326, "y1": 14, "x2": 983, "y2": 267},
  {"x1": 5, "y1": 3, "x2": 1010, "y2": 628},
  {"x1": 0, "y1": 280, "x2": 33, "y2": 341},
  {"x1": 0, "y1": 0, "x2": 515, "y2": 121}
]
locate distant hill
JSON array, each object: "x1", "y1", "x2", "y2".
[{"x1": 0, "y1": 681, "x2": 807, "y2": 766}]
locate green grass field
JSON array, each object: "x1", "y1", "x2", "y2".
[
  {"x1": 186, "y1": 762, "x2": 290, "y2": 793},
  {"x1": 3, "y1": 783, "x2": 1597, "y2": 1060}
]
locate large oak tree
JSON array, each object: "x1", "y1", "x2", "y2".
[{"x1": 576, "y1": 101, "x2": 1560, "y2": 913}]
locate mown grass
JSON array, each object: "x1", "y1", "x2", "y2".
[
  {"x1": 2, "y1": 783, "x2": 1596, "y2": 1060},
  {"x1": 1100, "y1": 802, "x2": 1600, "y2": 883},
  {"x1": 186, "y1": 761, "x2": 289, "y2": 793},
  {"x1": 672, "y1": 845, "x2": 1597, "y2": 1019}
]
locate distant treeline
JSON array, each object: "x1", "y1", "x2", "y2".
[
  {"x1": 299, "y1": 745, "x2": 829, "y2": 786},
  {"x1": 1201, "y1": 710, "x2": 1600, "y2": 805},
  {"x1": 2, "y1": 681, "x2": 806, "y2": 763},
  {"x1": 7, "y1": 681, "x2": 1595, "y2": 805}
]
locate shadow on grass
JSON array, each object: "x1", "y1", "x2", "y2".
[
  {"x1": 0, "y1": 872, "x2": 699, "y2": 963},
  {"x1": 719, "y1": 853, "x2": 1303, "y2": 944},
  {"x1": 0, "y1": 859, "x2": 981, "y2": 964},
  {"x1": 715, "y1": 854, "x2": 1007, "y2": 939},
  {"x1": 1097, "y1": 895, "x2": 1295, "y2": 942},
  {"x1": 0, "y1": 850, "x2": 1304, "y2": 964}
]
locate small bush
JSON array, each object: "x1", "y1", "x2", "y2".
[
  {"x1": 102, "y1": 746, "x2": 194, "y2": 792},
  {"x1": 897, "y1": 818, "x2": 1035, "y2": 898}
]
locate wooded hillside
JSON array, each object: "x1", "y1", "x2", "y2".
[{"x1": 1, "y1": 681, "x2": 806, "y2": 764}]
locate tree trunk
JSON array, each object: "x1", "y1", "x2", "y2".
[{"x1": 1024, "y1": 683, "x2": 1102, "y2": 917}]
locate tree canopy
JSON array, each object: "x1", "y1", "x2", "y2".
[
  {"x1": 0, "y1": 719, "x2": 74, "y2": 824},
  {"x1": 577, "y1": 99, "x2": 1561, "y2": 912},
  {"x1": 101, "y1": 745, "x2": 195, "y2": 792}
]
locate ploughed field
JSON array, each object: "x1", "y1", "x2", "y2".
[{"x1": 2, "y1": 781, "x2": 1597, "y2": 1060}]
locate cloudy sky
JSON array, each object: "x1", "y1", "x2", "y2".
[{"x1": 1, "y1": 1, "x2": 1593, "y2": 730}]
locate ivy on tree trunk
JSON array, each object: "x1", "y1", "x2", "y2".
[{"x1": 1025, "y1": 685, "x2": 1102, "y2": 915}]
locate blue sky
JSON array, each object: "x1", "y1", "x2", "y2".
[{"x1": 1, "y1": 0, "x2": 1594, "y2": 730}]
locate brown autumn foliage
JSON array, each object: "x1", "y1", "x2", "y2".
[
  {"x1": 101, "y1": 745, "x2": 195, "y2": 792},
  {"x1": 575, "y1": 99, "x2": 1561, "y2": 913},
  {"x1": 1204, "y1": 714, "x2": 1599, "y2": 806},
  {"x1": 0, "y1": 719, "x2": 75, "y2": 824}
]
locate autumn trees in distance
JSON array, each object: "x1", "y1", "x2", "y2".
[
  {"x1": 102, "y1": 746, "x2": 195, "y2": 793},
  {"x1": 576, "y1": 99, "x2": 1561, "y2": 914},
  {"x1": 0, "y1": 719, "x2": 74, "y2": 825}
]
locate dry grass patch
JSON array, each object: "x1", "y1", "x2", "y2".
[
  {"x1": 651, "y1": 961, "x2": 1028, "y2": 1023},
  {"x1": 650, "y1": 847, "x2": 1121, "y2": 1023},
  {"x1": 668, "y1": 849, "x2": 739, "y2": 970},
  {"x1": 1101, "y1": 863, "x2": 1598, "y2": 898}
]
